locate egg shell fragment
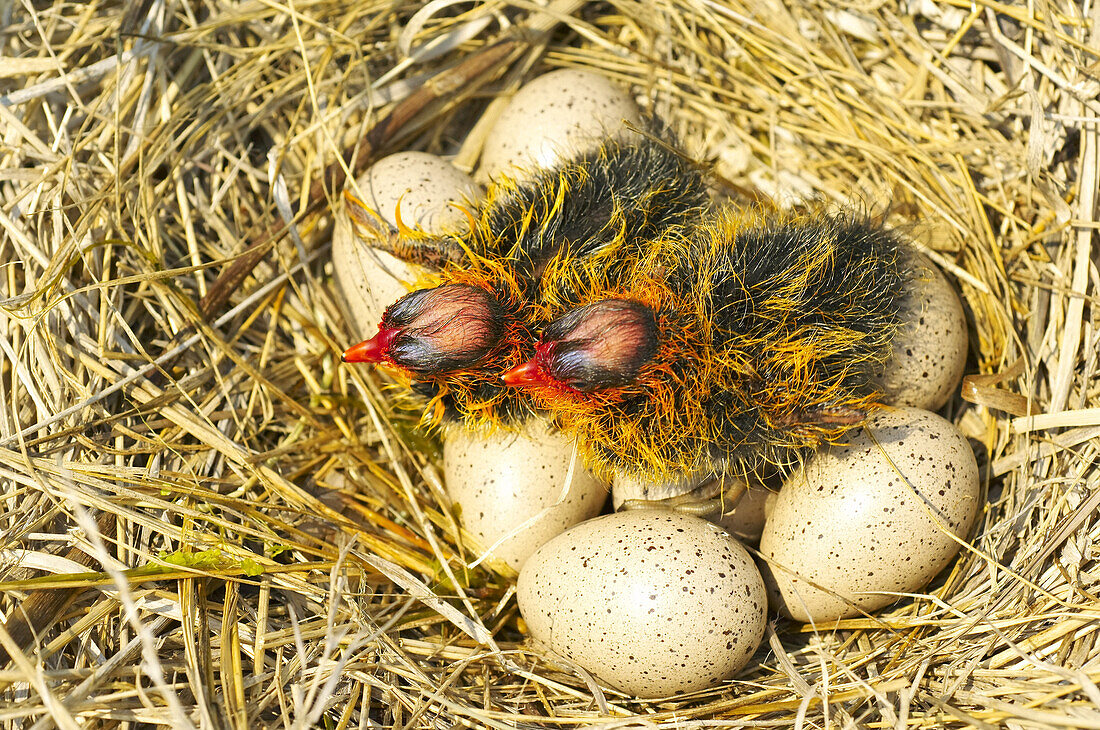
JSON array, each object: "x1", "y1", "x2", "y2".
[
  {"x1": 332, "y1": 152, "x2": 482, "y2": 337},
  {"x1": 444, "y1": 420, "x2": 606, "y2": 572},
  {"x1": 518, "y1": 510, "x2": 767, "y2": 698},
  {"x1": 760, "y1": 407, "x2": 980, "y2": 623},
  {"x1": 881, "y1": 251, "x2": 968, "y2": 410},
  {"x1": 479, "y1": 69, "x2": 643, "y2": 182}
]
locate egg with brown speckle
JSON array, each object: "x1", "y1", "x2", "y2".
[
  {"x1": 759, "y1": 407, "x2": 980, "y2": 623},
  {"x1": 518, "y1": 510, "x2": 767, "y2": 698},
  {"x1": 332, "y1": 152, "x2": 482, "y2": 337},
  {"x1": 881, "y1": 252, "x2": 968, "y2": 410},
  {"x1": 444, "y1": 420, "x2": 606, "y2": 572},
  {"x1": 479, "y1": 69, "x2": 643, "y2": 182}
]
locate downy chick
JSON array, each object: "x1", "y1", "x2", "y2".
[
  {"x1": 501, "y1": 206, "x2": 909, "y2": 479},
  {"x1": 343, "y1": 130, "x2": 711, "y2": 429}
]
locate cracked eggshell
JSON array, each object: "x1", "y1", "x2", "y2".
[
  {"x1": 518, "y1": 510, "x2": 767, "y2": 698},
  {"x1": 479, "y1": 69, "x2": 643, "y2": 182},
  {"x1": 760, "y1": 407, "x2": 980, "y2": 623},
  {"x1": 881, "y1": 251, "x2": 968, "y2": 410},
  {"x1": 332, "y1": 152, "x2": 482, "y2": 338},
  {"x1": 444, "y1": 420, "x2": 607, "y2": 572}
]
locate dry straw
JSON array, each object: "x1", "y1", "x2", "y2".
[{"x1": 0, "y1": 0, "x2": 1096, "y2": 727}]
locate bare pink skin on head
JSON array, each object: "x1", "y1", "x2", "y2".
[
  {"x1": 502, "y1": 299, "x2": 659, "y2": 393},
  {"x1": 342, "y1": 284, "x2": 507, "y2": 376},
  {"x1": 560, "y1": 302, "x2": 656, "y2": 370}
]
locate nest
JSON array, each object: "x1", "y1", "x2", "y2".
[{"x1": 0, "y1": 0, "x2": 1096, "y2": 726}]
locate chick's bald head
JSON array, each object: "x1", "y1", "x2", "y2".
[
  {"x1": 343, "y1": 284, "x2": 506, "y2": 377},
  {"x1": 502, "y1": 299, "x2": 660, "y2": 395}
]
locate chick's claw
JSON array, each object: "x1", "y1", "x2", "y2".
[{"x1": 617, "y1": 475, "x2": 744, "y2": 517}]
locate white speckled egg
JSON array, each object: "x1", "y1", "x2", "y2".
[
  {"x1": 444, "y1": 419, "x2": 606, "y2": 572},
  {"x1": 518, "y1": 510, "x2": 767, "y2": 698},
  {"x1": 479, "y1": 69, "x2": 643, "y2": 181},
  {"x1": 332, "y1": 152, "x2": 482, "y2": 337},
  {"x1": 881, "y1": 252, "x2": 968, "y2": 410},
  {"x1": 760, "y1": 407, "x2": 980, "y2": 623}
]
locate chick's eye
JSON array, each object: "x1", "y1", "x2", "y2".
[
  {"x1": 542, "y1": 299, "x2": 659, "y2": 391},
  {"x1": 382, "y1": 284, "x2": 505, "y2": 375}
]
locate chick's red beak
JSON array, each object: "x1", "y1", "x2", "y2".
[
  {"x1": 342, "y1": 327, "x2": 398, "y2": 364},
  {"x1": 501, "y1": 358, "x2": 548, "y2": 388}
]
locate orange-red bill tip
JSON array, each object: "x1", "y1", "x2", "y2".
[
  {"x1": 501, "y1": 359, "x2": 543, "y2": 388},
  {"x1": 342, "y1": 333, "x2": 387, "y2": 363}
]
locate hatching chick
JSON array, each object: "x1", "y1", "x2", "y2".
[
  {"x1": 501, "y1": 206, "x2": 909, "y2": 479},
  {"x1": 343, "y1": 130, "x2": 710, "y2": 428}
]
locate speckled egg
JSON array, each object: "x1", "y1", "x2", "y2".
[
  {"x1": 518, "y1": 510, "x2": 767, "y2": 698},
  {"x1": 479, "y1": 69, "x2": 643, "y2": 181},
  {"x1": 881, "y1": 251, "x2": 968, "y2": 410},
  {"x1": 444, "y1": 420, "x2": 606, "y2": 572},
  {"x1": 332, "y1": 152, "x2": 482, "y2": 337},
  {"x1": 760, "y1": 407, "x2": 980, "y2": 623}
]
